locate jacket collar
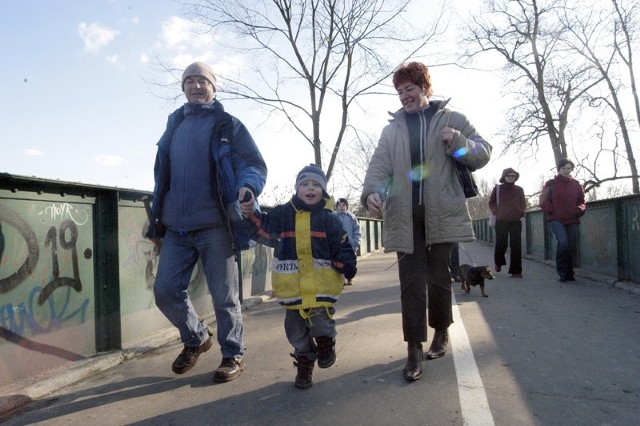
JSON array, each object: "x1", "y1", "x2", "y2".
[
  {"x1": 387, "y1": 98, "x2": 450, "y2": 122},
  {"x1": 291, "y1": 195, "x2": 334, "y2": 212},
  {"x1": 183, "y1": 100, "x2": 219, "y2": 116}
]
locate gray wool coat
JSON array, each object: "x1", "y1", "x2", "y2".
[{"x1": 360, "y1": 100, "x2": 492, "y2": 254}]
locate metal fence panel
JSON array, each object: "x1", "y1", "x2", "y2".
[
  {"x1": 625, "y1": 201, "x2": 640, "y2": 282},
  {"x1": 0, "y1": 195, "x2": 96, "y2": 386},
  {"x1": 579, "y1": 205, "x2": 618, "y2": 277}
]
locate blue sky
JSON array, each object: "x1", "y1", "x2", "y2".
[
  {"x1": 1, "y1": 0, "x2": 540, "y2": 200},
  {"x1": 1, "y1": 0, "x2": 198, "y2": 191}
]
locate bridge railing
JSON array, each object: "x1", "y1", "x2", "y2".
[
  {"x1": 5, "y1": 172, "x2": 636, "y2": 387},
  {"x1": 472, "y1": 194, "x2": 640, "y2": 284},
  {"x1": 0, "y1": 174, "x2": 383, "y2": 386}
]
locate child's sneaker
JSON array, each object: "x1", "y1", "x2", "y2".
[
  {"x1": 315, "y1": 336, "x2": 336, "y2": 369},
  {"x1": 291, "y1": 354, "x2": 314, "y2": 389}
]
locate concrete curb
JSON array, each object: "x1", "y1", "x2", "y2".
[{"x1": 0, "y1": 295, "x2": 270, "y2": 418}]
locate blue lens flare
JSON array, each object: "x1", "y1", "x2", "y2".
[{"x1": 453, "y1": 147, "x2": 468, "y2": 159}]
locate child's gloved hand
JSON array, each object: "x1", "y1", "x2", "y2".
[{"x1": 343, "y1": 260, "x2": 357, "y2": 280}]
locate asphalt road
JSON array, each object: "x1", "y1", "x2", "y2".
[{"x1": 3, "y1": 241, "x2": 640, "y2": 425}]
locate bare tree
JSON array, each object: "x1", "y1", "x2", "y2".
[
  {"x1": 334, "y1": 129, "x2": 378, "y2": 208},
  {"x1": 612, "y1": 0, "x2": 640, "y2": 138},
  {"x1": 561, "y1": 3, "x2": 639, "y2": 193},
  {"x1": 461, "y1": 0, "x2": 602, "y2": 165},
  {"x1": 181, "y1": 0, "x2": 445, "y2": 181}
]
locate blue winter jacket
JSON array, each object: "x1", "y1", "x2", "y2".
[{"x1": 146, "y1": 100, "x2": 267, "y2": 255}]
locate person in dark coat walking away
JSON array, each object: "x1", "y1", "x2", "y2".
[{"x1": 489, "y1": 168, "x2": 527, "y2": 278}]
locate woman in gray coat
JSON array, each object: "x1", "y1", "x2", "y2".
[{"x1": 361, "y1": 62, "x2": 491, "y2": 382}]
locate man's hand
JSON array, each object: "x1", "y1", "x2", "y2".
[
  {"x1": 366, "y1": 193, "x2": 383, "y2": 215},
  {"x1": 239, "y1": 187, "x2": 255, "y2": 217},
  {"x1": 149, "y1": 237, "x2": 161, "y2": 255}
]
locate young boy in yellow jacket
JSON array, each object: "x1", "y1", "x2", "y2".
[{"x1": 243, "y1": 164, "x2": 357, "y2": 389}]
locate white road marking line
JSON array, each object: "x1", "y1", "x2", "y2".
[{"x1": 450, "y1": 293, "x2": 495, "y2": 425}]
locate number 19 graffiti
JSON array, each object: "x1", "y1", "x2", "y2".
[{"x1": 0, "y1": 203, "x2": 90, "y2": 336}]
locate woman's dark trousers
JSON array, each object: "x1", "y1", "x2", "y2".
[
  {"x1": 494, "y1": 220, "x2": 522, "y2": 275},
  {"x1": 397, "y1": 218, "x2": 453, "y2": 343}
]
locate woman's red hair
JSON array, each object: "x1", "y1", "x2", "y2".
[{"x1": 392, "y1": 62, "x2": 433, "y2": 97}]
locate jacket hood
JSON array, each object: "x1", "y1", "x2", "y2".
[{"x1": 499, "y1": 167, "x2": 520, "y2": 183}]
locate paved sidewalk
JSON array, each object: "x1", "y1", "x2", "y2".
[{"x1": 0, "y1": 295, "x2": 269, "y2": 418}]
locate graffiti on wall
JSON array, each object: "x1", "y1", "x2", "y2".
[
  {"x1": 120, "y1": 218, "x2": 159, "y2": 290},
  {"x1": 0, "y1": 201, "x2": 91, "y2": 339},
  {"x1": 116, "y1": 207, "x2": 208, "y2": 325}
]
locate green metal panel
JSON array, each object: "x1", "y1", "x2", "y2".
[
  {"x1": 93, "y1": 190, "x2": 121, "y2": 351},
  {"x1": 365, "y1": 222, "x2": 372, "y2": 253},
  {"x1": 625, "y1": 201, "x2": 640, "y2": 282},
  {"x1": 115, "y1": 199, "x2": 211, "y2": 346},
  {"x1": 528, "y1": 211, "x2": 546, "y2": 258},
  {"x1": 0, "y1": 193, "x2": 96, "y2": 385},
  {"x1": 115, "y1": 199, "x2": 164, "y2": 346},
  {"x1": 579, "y1": 205, "x2": 617, "y2": 277}
]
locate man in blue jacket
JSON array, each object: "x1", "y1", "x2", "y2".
[{"x1": 146, "y1": 62, "x2": 267, "y2": 383}]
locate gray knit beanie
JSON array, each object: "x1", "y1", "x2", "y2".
[
  {"x1": 336, "y1": 197, "x2": 349, "y2": 208},
  {"x1": 296, "y1": 164, "x2": 327, "y2": 192},
  {"x1": 181, "y1": 62, "x2": 217, "y2": 91}
]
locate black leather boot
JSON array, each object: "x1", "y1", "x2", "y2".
[
  {"x1": 315, "y1": 336, "x2": 336, "y2": 369},
  {"x1": 403, "y1": 342, "x2": 423, "y2": 381},
  {"x1": 426, "y1": 329, "x2": 449, "y2": 360},
  {"x1": 291, "y1": 354, "x2": 315, "y2": 389}
]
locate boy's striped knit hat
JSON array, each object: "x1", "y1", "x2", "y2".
[{"x1": 296, "y1": 164, "x2": 327, "y2": 192}]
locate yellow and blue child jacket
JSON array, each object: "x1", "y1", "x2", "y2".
[{"x1": 246, "y1": 196, "x2": 356, "y2": 311}]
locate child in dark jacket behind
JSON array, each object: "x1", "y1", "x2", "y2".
[{"x1": 242, "y1": 164, "x2": 357, "y2": 389}]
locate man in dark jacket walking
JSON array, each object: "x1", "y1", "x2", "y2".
[{"x1": 146, "y1": 62, "x2": 267, "y2": 383}]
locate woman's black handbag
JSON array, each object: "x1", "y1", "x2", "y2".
[
  {"x1": 455, "y1": 162, "x2": 479, "y2": 198},
  {"x1": 445, "y1": 111, "x2": 479, "y2": 198}
]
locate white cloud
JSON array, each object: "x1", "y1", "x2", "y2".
[
  {"x1": 24, "y1": 149, "x2": 44, "y2": 156},
  {"x1": 159, "y1": 17, "x2": 217, "y2": 53},
  {"x1": 106, "y1": 54, "x2": 120, "y2": 64},
  {"x1": 160, "y1": 16, "x2": 196, "y2": 49},
  {"x1": 95, "y1": 155, "x2": 124, "y2": 166},
  {"x1": 78, "y1": 22, "x2": 119, "y2": 53}
]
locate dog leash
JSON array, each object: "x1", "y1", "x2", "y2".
[
  {"x1": 459, "y1": 243, "x2": 477, "y2": 266},
  {"x1": 387, "y1": 242, "x2": 474, "y2": 271},
  {"x1": 384, "y1": 253, "x2": 406, "y2": 271}
]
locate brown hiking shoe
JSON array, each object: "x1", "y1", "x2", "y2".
[
  {"x1": 172, "y1": 337, "x2": 213, "y2": 374},
  {"x1": 213, "y1": 356, "x2": 246, "y2": 382}
]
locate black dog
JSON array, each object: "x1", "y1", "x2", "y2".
[{"x1": 458, "y1": 264, "x2": 495, "y2": 297}]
